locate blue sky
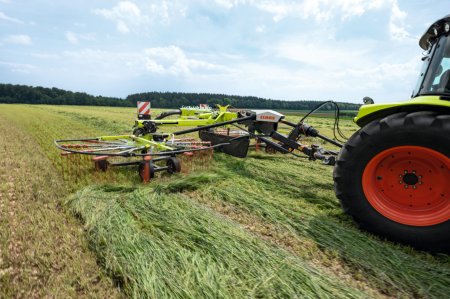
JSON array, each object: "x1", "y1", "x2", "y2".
[{"x1": 0, "y1": 0, "x2": 448, "y2": 103}]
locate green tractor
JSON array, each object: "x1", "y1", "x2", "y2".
[{"x1": 334, "y1": 15, "x2": 450, "y2": 252}]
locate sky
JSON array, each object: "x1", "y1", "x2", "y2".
[{"x1": 0, "y1": 0, "x2": 448, "y2": 103}]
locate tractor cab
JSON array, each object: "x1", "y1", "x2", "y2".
[
  {"x1": 414, "y1": 15, "x2": 450, "y2": 98},
  {"x1": 355, "y1": 15, "x2": 450, "y2": 127}
]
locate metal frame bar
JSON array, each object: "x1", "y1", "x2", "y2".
[{"x1": 54, "y1": 139, "x2": 228, "y2": 157}]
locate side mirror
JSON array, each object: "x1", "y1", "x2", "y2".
[{"x1": 363, "y1": 96, "x2": 374, "y2": 104}]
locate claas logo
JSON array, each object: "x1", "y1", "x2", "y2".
[{"x1": 260, "y1": 115, "x2": 275, "y2": 120}]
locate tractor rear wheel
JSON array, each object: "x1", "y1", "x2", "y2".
[{"x1": 334, "y1": 111, "x2": 449, "y2": 252}]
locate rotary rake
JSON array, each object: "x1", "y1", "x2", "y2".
[
  {"x1": 55, "y1": 102, "x2": 341, "y2": 182},
  {"x1": 56, "y1": 135, "x2": 216, "y2": 182}
]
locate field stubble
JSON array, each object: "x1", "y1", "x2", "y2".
[{"x1": 0, "y1": 105, "x2": 120, "y2": 298}]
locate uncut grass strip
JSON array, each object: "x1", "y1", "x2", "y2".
[{"x1": 68, "y1": 185, "x2": 367, "y2": 299}]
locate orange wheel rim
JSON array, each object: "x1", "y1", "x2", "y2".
[{"x1": 362, "y1": 146, "x2": 450, "y2": 226}]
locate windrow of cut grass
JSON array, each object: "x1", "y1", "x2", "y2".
[{"x1": 68, "y1": 185, "x2": 365, "y2": 299}]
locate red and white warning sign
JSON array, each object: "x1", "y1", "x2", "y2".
[{"x1": 137, "y1": 101, "x2": 151, "y2": 115}]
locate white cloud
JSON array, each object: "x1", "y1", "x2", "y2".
[
  {"x1": 66, "y1": 31, "x2": 78, "y2": 44},
  {"x1": 214, "y1": 0, "x2": 412, "y2": 42},
  {"x1": 4, "y1": 34, "x2": 32, "y2": 45},
  {"x1": 144, "y1": 46, "x2": 227, "y2": 75},
  {"x1": 255, "y1": 2, "x2": 292, "y2": 22},
  {"x1": 256, "y1": 25, "x2": 265, "y2": 33},
  {"x1": 65, "y1": 31, "x2": 96, "y2": 45},
  {"x1": 116, "y1": 20, "x2": 130, "y2": 34},
  {"x1": 215, "y1": 0, "x2": 408, "y2": 27},
  {"x1": 31, "y1": 53, "x2": 61, "y2": 60},
  {"x1": 212, "y1": 54, "x2": 418, "y2": 102},
  {"x1": 0, "y1": 0, "x2": 421, "y2": 102},
  {"x1": 62, "y1": 46, "x2": 227, "y2": 78},
  {"x1": 250, "y1": 0, "x2": 383, "y2": 23},
  {"x1": 0, "y1": 11, "x2": 23, "y2": 23},
  {"x1": 215, "y1": 30, "x2": 419, "y2": 101},
  {"x1": 388, "y1": 0, "x2": 411, "y2": 40},
  {"x1": 344, "y1": 58, "x2": 418, "y2": 82},
  {"x1": 93, "y1": 1, "x2": 149, "y2": 34},
  {"x1": 214, "y1": 0, "x2": 248, "y2": 9},
  {"x1": 62, "y1": 48, "x2": 139, "y2": 79},
  {"x1": 0, "y1": 61, "x2": 35, "y2": 73},
  {"x1": 93, "y1": 1, "x2": 188, "y2": 33},
  {"x1": 64, "y1": 48, "x2": 132, "y2": 62},
  {"x1": 276, "y1": 36, "x2": 370, "y2": 70}
]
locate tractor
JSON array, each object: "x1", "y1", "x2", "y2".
[{"x1": 334, "y1": 15, "x2": 450, "y2": 252}]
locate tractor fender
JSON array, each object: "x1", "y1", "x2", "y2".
[{"x1": 354, "y1": 95, "x2": 450, "y2": 127}]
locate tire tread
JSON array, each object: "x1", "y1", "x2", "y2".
[{"x1": 333, "y1": 111, "x2": 449, "y2": 252}]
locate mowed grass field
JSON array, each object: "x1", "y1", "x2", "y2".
[{"x1": 0, "y1": 104, "x2": 449, "y2": 298}]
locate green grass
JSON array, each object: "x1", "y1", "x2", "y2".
[
  {"x1": 0, "y1": 104, "x2": 449, "y2": 298},
  {"x1": 178, "y1": 155, "x2": 450, "y2": 298},
  {"x1": 0, "y1": 106, "x2": 120, "y2": 298},
  {"x1": 69, "y1": 185, "x2": 365, "y2": 298}
]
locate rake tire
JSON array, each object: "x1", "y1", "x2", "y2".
[
  {"x1": 166, "y1": 157, "x2": 181, "y2": 174},
  {"x1": 139, "y1": 161, "x2": 155, "y2": 182}
]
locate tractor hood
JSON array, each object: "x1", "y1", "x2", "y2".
[{"x1": 354, "y1": 95, "x2": 450, "y2": 126}]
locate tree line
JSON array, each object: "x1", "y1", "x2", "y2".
[
  {"x1": 0, "y1": 84, "x2": 129, "y2": 107},
  {"x1": 0, "y1": 84, "x2": 361, "y2": 111}
]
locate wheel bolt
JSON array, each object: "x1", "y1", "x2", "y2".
[
  {"x1": 418, "y1": 175, "x2": 422, "y2": 178},
  {"x1": 412, "y1": 170, "x2": 416, "y2": 174},
  {"x1": 404, "y1": 185, "x2": 408, "y2": 189},
  {"x1": 404, "y1": 170, "x2": 408, "y2": 174},
  {"x1": 413, "y1": 186, "x2": 417, "y2": 189},
  {"x1": 399, "y1": 180, "x2": 403, "y2": 184},
  {"x1": 419, "y1": 182, "x2": 422, "y2": 185}
]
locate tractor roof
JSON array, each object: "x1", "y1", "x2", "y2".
[{"x1": 419, "y1": 14, "x2": 450, "y2": 50}]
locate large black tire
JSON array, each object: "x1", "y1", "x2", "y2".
[{"x1": 334, "y1": 111, "x2": 450, "y2": 252}]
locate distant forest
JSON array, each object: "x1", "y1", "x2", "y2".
[
  {"x1": 0, "y1": 84, "x2": 129, "y2": 107},
  {"x1": 0, "y1": 83, "x2": 361, "y2": 111}
]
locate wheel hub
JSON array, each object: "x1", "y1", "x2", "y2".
[
  {"x1": 362, "y1": 146, "x2": 450, "y2": 226},
  {"x1": 401, "y1": 172, "x2": 419, "y2": 186}
]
